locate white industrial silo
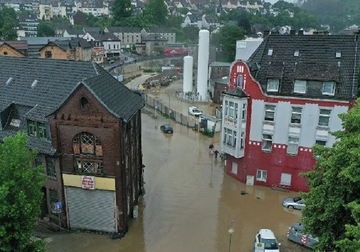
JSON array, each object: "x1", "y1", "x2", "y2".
[
  {"x1": 196, "y1": 29, "x2": 210, "y2": 101},
  {"x1": 183, "y1": 55, "x2": 193, "y2": 93}
]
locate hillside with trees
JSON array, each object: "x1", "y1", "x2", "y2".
[{"x1": 301, "y1": 0, "x2": 360, "y2": 33}]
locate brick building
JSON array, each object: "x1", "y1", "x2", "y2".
[
  {"x1": 0, "y1": 57, "x2": 145, "y2": 235},
  {"x1": 39, "y1": 39, "x2": 92, "y2": 61},
  {"x1": 221, "y1": 33, "x2": 360, "y2": 192}
]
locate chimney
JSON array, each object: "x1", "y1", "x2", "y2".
[
  {"x1": 263, "y1": 30, "x2": 270, "y2": 38},
  {"x1": 298, "y1": 30, "x2": 304, "y2": 35},
  {"x1": 290, "y1": 29, "x2": 296, "y2": 35}
]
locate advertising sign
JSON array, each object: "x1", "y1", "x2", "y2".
[{"x1": 81, "y1": 176, "x2": 95, "y2": 190}]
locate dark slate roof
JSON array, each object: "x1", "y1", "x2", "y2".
[
  {"x1": 223, "y1": 87, "x2": 249, "y2": 98},
  {"x1": 83, "y1": 26, "x2": 101, "y2": 34},
  {"x1": 145, "y1": 27, "x2": 175, "y2": 34},
  {"x1": 65, "y1": 29, "x2": 85, "y2": 36},
  {"x1": 19, "y1": 13, "x2": 38, "y2": 22},
  {"x1": 0, "y1": 57, "x2": 145, "y2": 153},
  {"x1": 106, "y1": 27, "x2": 142, "y2": 33},
  {"x1": 41, "y1": 39, "x2": 92, "y2": 51},
  {"x1": 87, "y1": 32, "x2": 120, "y2": 41},
  {"x1": 142, "y1": 34, "x2": 167, "y2": 42},
  {"x1": 247, "y1": 34, "x2": 360, "y2": 100}
]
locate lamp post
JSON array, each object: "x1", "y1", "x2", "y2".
[{"x1": 228, "y1": 220, "x2": 235, "y2": 252}]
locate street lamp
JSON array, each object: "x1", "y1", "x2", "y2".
[{"x1": 228, "y1": 220, "x2": 235, "y2": 252}]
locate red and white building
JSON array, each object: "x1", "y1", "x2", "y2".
[{"x1": 221, "y1": 33, "x2": 360, "y2": 192}]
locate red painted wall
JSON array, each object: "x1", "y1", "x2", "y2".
[{"x1": 225, "y1": 61, "x2": 351, "y2": 192}]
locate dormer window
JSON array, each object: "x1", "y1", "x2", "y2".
[
  {"x1": 322, "y1": 82, "x2": 335, "y2": 96},
  {"x1": 336, "y1": 51, "x2": 341, "y2": 58},
  {"x1": 267, "y1": 79, "x2": 279, "y2": 92},
  {"x1": 267, "y1": 49, "x2": 273, "y2": 56},
  {"x1": 294, "y1": 80, "x2": 307, "y2": 94},
  {"x1": 294, "y1": 50, "x2": 299, "y2": 56}
]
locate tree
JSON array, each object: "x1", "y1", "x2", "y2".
[
  {"x1": 211, "y1": 24, "x2": 245, "y2": 62},
  {"x1": 111, "y1": 0, "x2": 133, "y2": 21},
  {"x1": 143, "y1": 0, "x2": 168, "y2": 26},
  {"x1": 37, "y1": 20, "x2": 54, "y2": 37},
  {"x1": 0, "y1": 7, "x2": 18, "y2": 40},
  {"x1": 0, "y1": 132, "x2": 46, "y2": 251},
  {"x1": 301, "y1": 99, "x2": 360, "y2": 251}
]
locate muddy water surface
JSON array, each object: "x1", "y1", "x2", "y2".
[{"x1": 45, "y1": 113, "x2": 307, "y2": 252}]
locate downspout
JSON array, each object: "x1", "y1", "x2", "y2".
[{"x1": 351, "y1": 35, "x2": 359, "y2": 100}]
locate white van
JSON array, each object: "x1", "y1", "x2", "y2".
[{"x1": 254, "y1": 229, "x2": 281, "y2": 252}]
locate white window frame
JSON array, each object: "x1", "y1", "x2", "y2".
[
  {"x1": 322, "y1": 82, "x2": 335, "y2": 96},
  {"x1": 240, "y1": 132, "x2": 244, "y2": 149},
  {"x1": 318, "y1": 109, "x2": 331, "y2": 127},
  {"x1": 228, "y1": 101, "x2": 235, "y2": 118},
  {"x1": 231, "y1": 162, "x2": 238, "y2": 175},
  {"x1": 262, "y1": 134, "x2": 272, "y2": 152},
  {"x1": 287, "y1": 136, "x2": 299, "y2": 155},
  {"x1": 291, "y1": 107, "x2": 302, "y2": 124},
  {"x1": 294, "y1": 80, "x2": 307, "y2": 94},
  {"x1": 267, "y1": 79, "x2": 279, "y2": 92},
  {"x1": 264, "y1": 104, "x2": 275, "y2": 122},
  {"x1": 242, "y1": 103, "x2": 246, "y2": 121},
  {"x1": 256, "y1": 169, "x2": 267, "y2": 182}
]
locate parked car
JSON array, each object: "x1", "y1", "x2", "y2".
[
  {"x1": 188, "y1": 106, "x2": 202, "y2": 116},
  {"x1": 287, "y1": 222, "x2": 319, "y2": 249},
  {"x1": 282, "y1": 197, "x2": 305, "y2": 210},
  {"x1": 254, "y1": 229, "x2": 280, "y2": 252},
  {"x1": 160, "y1": 124, "x2": 173, "y2": 134}
]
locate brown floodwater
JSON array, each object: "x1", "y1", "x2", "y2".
[{"x1": 45, "y1": 113, "x2": 308, "y2": 252}]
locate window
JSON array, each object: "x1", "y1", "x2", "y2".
[
  {"x1": 49, "y1": 189, "x2": 58, "y2": 211},
  {"x1": 291, "y1": 107, "x2": 302, "y2": 124},
  {"x1": 235, "y1": 103, "x2": 238, "y2": 120},
  {"x1": 267, "y1": 49, "x2": 273, "y2": 56},
  {"x1": 262, "y1": 134, "x2": 272, "y2": 152},
  {"x1": 38, "y1": 122, "x2": 47, "y2": 139},
  {"x1": 294, "y1": 50, "x2": 299, "y2": 56},
  {"x1": 73, "y1": 132, "x2": 103, "y2": 175},
  {"x1": 267, "y1": 79, "x2": 279, "y2": 92},
  {"x1": 240, "y1": 132, "x2": 244, "y2": 149},
  {"x1": 242, "y1": 103, "x2": 246, "y2": 121},
  {"x1": 287, "y1": 137, "x2": 299, "y2": 155},
  {"x1": 237, "y1": 75, "x2": 243, "y2": 87},
  {"x1": 294, "y1": 80, "x2": 306, "y2": 93},
  {"x1": 46, "y1": 157, "x2": 56, "y2": 179},
  {"x1": 227, "y1": 128, "x2": 233, "y2": 146},
  {"x1": 322, "y1": 82, "x2": 335, "y2": 96},
  {"x1": 45, "y1": 51, "x2": 52, "y2": 58},
  {"x1": 318, "y1": 109, "x2": 331, "y2": 127},
  {"x1": 231, "y1": 162, "x2": 238, "y2": 175},
  {"x1": 28, "y1": 120, "x2": 36, "y2": 136},
  {"x1": 264, "y1": 105, "x2": 275, "y2": 121},
  {"x1": 316, "y1": 140, "x2": 327, "y2": 146},
  {"x1": 256, "y1": 169, "x2": 267, "y2": 182},
  {"x1": 228, "y1": 101, "x2": 235, "y2": 118}
]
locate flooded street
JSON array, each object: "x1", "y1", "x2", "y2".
[{"x1": 45, "y1": 112, "x2": 308, "y2": 252}]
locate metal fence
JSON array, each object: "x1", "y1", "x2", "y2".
[{"x1": 145, "y1": 95, "x2": 198, "y2": 128}]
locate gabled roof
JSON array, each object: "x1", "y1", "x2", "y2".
[
  {"x1": 86, "y1": 32, "x2": 120, "y2": 41},
  {"x1": 83, "y1": 26, "x2": 101, "y2": 34},
  {"x1": 0, "y1": 57, "x2": 145, "y2": 144},
  {"x1": 247, "y1": 34, "x2": 360, "y2": 100},
  {"x1": 39, "y1": 39, "x2": 92, "y2": 51},
  {"x1": 65, "y1": 29, "x2": 85, "y2": 36},
  {"x1": 142, "y1": 34, "x2": 168, "y2": 42},
  {"x1": 144, "y1": 27, "x2": 175, "y2": 34},
  {"x1": 0, "y1": 40, "x2": 28, "y2": 50}
]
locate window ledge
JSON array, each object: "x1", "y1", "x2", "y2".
[
  {"x1": 256, "y1": 179, "x2": 267, "y2": 182},
  {"x1": 316, "y1": 126, "x2": 329, "y2": 130},
  {"x1": 262, "y1": 150, "x2": 272, "y2": 153},
  {"x1": 289, "y1": 123, "x2": 301, "y2": 127},
  {"x1": 287, "y1": 153, "x2": 298, "y2": 157}
]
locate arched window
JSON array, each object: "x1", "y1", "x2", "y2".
[{"x1": 73, "y1": 132, "x2": 103, "y2": 175}]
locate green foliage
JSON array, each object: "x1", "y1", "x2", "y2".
[
  {"x1": 143, "y1": 0, "x2": 168, "y2": 26},
  {"x1": 176, "y1": 26, "x2": 199, "y2": 44},
  {"x1": 302, "y1": 0, "x2": 360, "y2": 32},
  {"x1": 111, "y1": 0, "x2": 133, "y2": 21},
  {"x1": 0, "y1": 132, "x2": 46, "y2": 252},
  {"x1": 37, "y1": 20, "x2": 54, "y2": 37},
  {"x1": 0, "y1": 7, "x2": 18, "y2": 40},
  {"x1": 211, "y1": 24, "x2": 245, "y2": 62},
  {"x1": 301, "y1": 99, "x2": 360, "y2": 251}
]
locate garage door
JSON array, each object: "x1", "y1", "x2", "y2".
[{"x1": 66, "y1": 187, "x2": 116, "y2": 233}]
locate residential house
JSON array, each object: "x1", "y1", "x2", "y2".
[
  {"x1": 63, "y1": 29, "x2": 85, "y2": 38},
  {"x1": 83, "y1": 31, "x2": 121, "y2": 61},
  {"x1": 54, "y1": 22, "x2": 70, "y2": 37},
  {"x1": 221, "y1": 33, "x2": 360, "y2": 192},
  {"x1": 0, "y1": 57, "x2": 145, "y2": 235},
  {"x1": 141, "y1": 33, "x2": 168, "y2": 56},
  {"x1": 235, "y1": 36, "x2": 263, "y2": 61},
  {"x1": 39, "y1": 39, "x2": 92, "y2": 61},
  {"x1": 181, "y1": 12, "x2": 202, "y2": 28},
  {"x1": 208, "y1": 62, "x2": 232, "y2": 103},
  {"x1": 104, "y1": 27, "x2": 142, "y2": 49},
  {"x1": 70, "y1": 10, "x2": 88, "y2": 26},
  {"x1": 18, "y1": 13, "x2": 39, "y2": 37},
  {"x1": 0, "y1": 41, "x2": 28, "y2": 57},
  {"x1": 141, "y1": 27, "x2": 176, "y2": 44},
  {"x1": 39, "y1": 4, "x2": 54, "y2": 20},
  {"x1": 19, "y1": 36, "x2": 69, "y2": 58}
]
